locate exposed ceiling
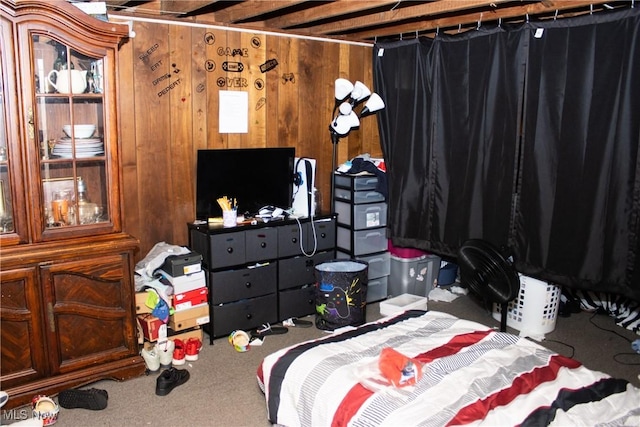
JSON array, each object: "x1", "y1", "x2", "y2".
[{"x1": 103, "y1": 0, "x2": 628, "y2": 43}]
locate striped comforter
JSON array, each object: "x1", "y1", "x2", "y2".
[{"x1": 257, "y1": 310, "x2": 640, "y2": 426}]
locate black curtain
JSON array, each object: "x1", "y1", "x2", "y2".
[
  {"x1": 515, "y1": 10, "x2": 640, "y2": 297},
  {"x1": 374, "y1": 8, "x2": 640, "y2": 301}
]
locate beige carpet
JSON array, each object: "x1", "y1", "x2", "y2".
[{"x1": 5, "y1": 294, "x2": 639, "y2": 426}]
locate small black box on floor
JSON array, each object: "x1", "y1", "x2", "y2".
[{"x1": 161, "y1": 252, "x2": 202, "y2": 277}]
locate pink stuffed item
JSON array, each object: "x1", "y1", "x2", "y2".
[{"x1": 378, "y1": 347, "x2": 423, "y2": 387}]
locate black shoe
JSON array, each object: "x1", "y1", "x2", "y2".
[
  {"x1": 58, "y1": 388, "x2": 108, "y2": 410},
  {"x1": 156, "y1": 367, "x2": 190, "y2": 396}
]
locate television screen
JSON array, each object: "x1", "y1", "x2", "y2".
[{"x1": 196, "y1": 147, "x2": 295, "y2": 219}]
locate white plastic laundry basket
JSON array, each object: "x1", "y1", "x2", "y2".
[{"x1": 493, "y1": 274, "x2": 561, "y2": 337}]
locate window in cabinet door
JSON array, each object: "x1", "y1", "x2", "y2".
[
  {"x1": 0, "y1": 41, "x2": 14, "y2": 234},
  {"x1": 33, "y1": 35, "x2": 109, "y2": 229}
]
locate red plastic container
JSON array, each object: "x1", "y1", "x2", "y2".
[{"x1": 388, "y1": 240, "x2": 428, "y2": 259}]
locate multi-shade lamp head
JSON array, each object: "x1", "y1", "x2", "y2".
[{"x1": 330, "y1": 79, "x2": 385, "y2": 137}]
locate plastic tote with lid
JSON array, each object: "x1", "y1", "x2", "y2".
[{"x1": 314, "y1": 260, "x2": 368, "y2": 331}]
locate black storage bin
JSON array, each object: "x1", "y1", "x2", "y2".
[{"x1": 314, "y1": 260, "x2": 368, "y2": 331}]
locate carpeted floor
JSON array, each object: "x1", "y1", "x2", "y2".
[{"x1": 3, "y1": 292, "x2": 639, "y2": 426}]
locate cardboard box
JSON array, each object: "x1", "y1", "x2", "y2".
[
  {"x1": 379, "y1": 293, "x2": 427, "y2": 316},
  {"x1": 137, "y1": 313, "x2": 167, "y2": 342},
  {"x1": 135, "y1": 291, "x2": 153, "y2": 314},
  {"x1": 169, "y1": 303, "x2": 210, "y2": 331},
  {"x1": 159, "y1": 270, "x2": 206, "y2": 294},
  {"x1": 173, "y1": 287, "x2": 208, "y2": 311}
]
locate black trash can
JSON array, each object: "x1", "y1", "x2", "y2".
[{"x1": 315, "y1": 259, "x2": 368, "y2": 331}]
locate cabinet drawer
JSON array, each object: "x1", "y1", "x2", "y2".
[
  {"x1": 209, "y1": 262, "x2": 276, "y2": 304},
  {"x1": 211, "y1": 293, "x2": 277, "y2": 338},
  {"x1": 279, "y1": 285, "x2": 315, "y2": 320},
  {"x1": 335, "y1": 188, "x2": 385, "y2": 204},
  {"x1": 336, "y1": 250, "x2": 390, "y2": 279},
  {"x1": 337, "y1": 226, "x2": 387, "y2": 256},
  {"x1": 278, "y1": 251, "x2": 334, "y2": 290},
  {"x1": 245, "y1": 227, "x2": 278, "y2": 263},
  {"x1": 335, "y1": 201, "x2": 387, "y2": 230},
  {"x1": 208, "y1": 231, "x2": 246, "y2": 269},
  {"x1": 278, "y1": 218, "x2": 336, "y2": 258},
  {"x1": 334, "y1": 173, "x2": 378, "y2": 191}
]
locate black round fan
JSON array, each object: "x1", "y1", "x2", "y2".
[{"x1": 457, "y1": 239, "x2": 520, "y2": 332}]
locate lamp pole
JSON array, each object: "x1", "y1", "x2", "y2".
[{"x1": 329, "y1": 129, "x2": 340, "y2": 214}]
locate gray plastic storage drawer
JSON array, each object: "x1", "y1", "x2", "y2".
[
  {"x1": 334, "y1": 173, "x2": 378, "y2": 191},
  {"x1": 366, "y1": 275, "x2": 388, "y2": 302},
  {"x1": 335, "y1": 200, "x2": 387, "y2": 230},
  {"x1": 337, "y1": 250, "x2": 390, "y2": 280},
  {"x1": 335, "y1": 188, "x2": 385, "y2": 204},
  {"x1": 337, "y1": 226, "x2": 387, "y2": 256}
]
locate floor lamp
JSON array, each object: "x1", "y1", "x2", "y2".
[{"x1": 329, "y1": 78, "x2": 385, "y2": 212}]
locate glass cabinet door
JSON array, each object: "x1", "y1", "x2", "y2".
[
  {"x1": 32, "y1": 35, "x2": 109, "y2": 230},
  {"x1": 0, "y1": 44, "x2": 13, "y2": 234},
  {"x1": 0, "y1": 29, "x2": 14, "y2": 234}
]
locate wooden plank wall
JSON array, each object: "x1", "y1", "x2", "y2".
[{"x1": 116, "y1": 19, "x2": 381, "y2": 259}]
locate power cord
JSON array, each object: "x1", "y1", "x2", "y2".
[{"x1": 587, "y1": 312, "x2": 640, "y2": 366}]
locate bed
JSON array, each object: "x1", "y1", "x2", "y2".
[{"x1": 257, "y1": 310, "x2": 640, "y2": 426}]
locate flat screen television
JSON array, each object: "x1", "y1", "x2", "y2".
[{"x1": 195, "y1": 147, "x2": 295, "y2": 219}]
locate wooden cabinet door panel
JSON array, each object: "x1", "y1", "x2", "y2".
[
  {"x1": 40, "y1": 253, "x2": 137, "y2": 374},
  {"x1": 0, "y1": 267, "x2": 48, "y2": 387}
]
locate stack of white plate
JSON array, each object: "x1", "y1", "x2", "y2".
[{"x1": 52, "y1": 137, "x2": 104, "y2": 158}]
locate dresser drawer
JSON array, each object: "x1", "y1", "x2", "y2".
[
  {"x1": 208, "y1": 231, "x2": 246, "y2": 269},
  {"x1": 278, "y1": 285, "x2": 315, "y2": 320},
  {"x1": 211, "y1": 293, "x2": 277, "y2": 338},
  {"x1": 209, "y1": 262, "x2": 276, "y2": 304},
  {"x1": 278, "y1": 251, "x2": 334, "y2": 290},
  {"x1": 278, "y1": 218, "x2": 336, "y2": 258},
  {"x1": 335, "y1": 200, "x2": 387, "y2": 230},
  {"x1": 245, "y1": 227, "x2": 278, "y2": 263}
]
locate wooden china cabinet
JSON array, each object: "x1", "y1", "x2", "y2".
[{"x1": 0, "y1": 0, "x2": 145, "y2": 408}]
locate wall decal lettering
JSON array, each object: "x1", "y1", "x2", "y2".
[
  {"x1": 157, "y1": 78, "x2": 183, "y2": 97},
  {"x1": 150, "y1": 59, "x2": 163, "y2": 71},
  {"x1": 217, "y1": 47, "x2": 248, "y2": 57},
  {"x1": 216, "y1": 77, "x2": 248, "y2": 88},
  {"x1": 152, "y1": 73, "x2": 171, "y2": 86},
  {"x1": 138, "y1": 43, "x2": 159, "y2": 61}
]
